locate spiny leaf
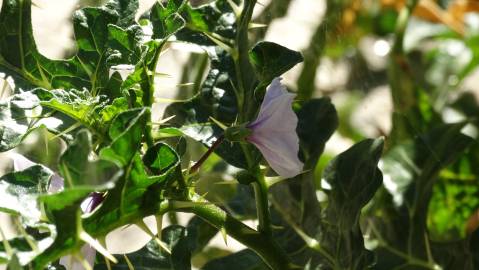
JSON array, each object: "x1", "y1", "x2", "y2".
[
  {"x1": 100, "y1": 107, "x2": 149, "y2": 166},
  {"x1": 0, "y1": 0, "x2": 143, "y2": 94}
]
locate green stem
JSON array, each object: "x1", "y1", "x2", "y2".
[
  {"x1": 182, "y1": 199, "x2": 292, "y2": 270},
  {"x1": 239, "y1": 143, "x2": 272, "y2": 235},
  {"x1": 84, "y1": 198, "x2": 292, "y2": 270},
  {"x1": 252, "y1": 171, "x2": 272, "y2": 236},
  {"x1": 234, "y1": 0, "x2": 257, "y2": 122},
  {"x1": 391, "y1": 0, "x2": 419, "y2": 55},
  {"x1": 233, "y1": 0, "x2": 274, "y2": 236},
  {"x1": 388, "y1": 0, "x2": 420, "y2": 145},
  {"x1": 143, "y1": 44, "x2": 163, "y2": 148},
  {"x1": 296, "y1": 0, "x2": 344, "y2": 100}
]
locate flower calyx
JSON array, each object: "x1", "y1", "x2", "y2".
[{"x1": 224, "y1": 124, "x2": 252, "y2": 142}]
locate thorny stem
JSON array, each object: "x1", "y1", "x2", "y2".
[
  {"x1": 82, "y1": 197, "x2": 293, "y2": 270},
  {"x1": 233, "y1": 0, "x2": 275, "y2": 241},
  {"x1": 233, "y1": 0, "x2": 257, "y2": 123},
  {"x1": 239, "y1": 142, "x2": 274, "y2": 235},
  {"x1": 252, "y1": 170, "x2": 273, "y2": 236},
  {"x1": 182, "y1": 195, "x2": 293, "y2": 270},
  {"x1": 144, "y1": 44, "x2": 164, "y2": 148}
]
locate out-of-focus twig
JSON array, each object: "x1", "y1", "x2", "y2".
[
  {"x1": 296, "y1": 0, "x2": 348, "y2": 101},
  {"x1": 250, "y1": 0, "x2": 293, "y2": 43}
]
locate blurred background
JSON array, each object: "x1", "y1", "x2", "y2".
[{"x1": 1, "y1": 0, "x2": 479, "y2": 268}]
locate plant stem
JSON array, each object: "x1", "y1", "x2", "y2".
[
  {"x1": 388, "y1": 0, "x2": 420, "y2": 145},
  {"x1": 296, "y1": 0, "x2": 345, "y2": 100},
  {"x1": 84, "y1": 197, "x2": 293, "y2": 270},
  {"x1": 232, "y1": 0, "x2": 274, "y2": 235},
  {"x1": 181, "y1": 198, "x2": 293, "y2": 270},
  {"x1": 190, "y1": 135, "x2": 225, "y2": 173},
  {"x1": 234, "y1": 0, "x2": 257, "y2": 122},
  {"x1": 252, "y1": 171, "x2": 272, "y2": 236},
  {"x1": 239, "y1": 143, "x2": 273, "y2": 235},
  {"x1": 144, "y1": 44, "x2": 164, "y2": 148}
]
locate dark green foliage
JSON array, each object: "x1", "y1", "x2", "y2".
[
  {"x1": 319, "y1": 138, "x2": 384, "y2": 269},
  {"x1": 202, "y1": 249, "x2": 268, "y2": 270},
  {"x1": 249, "y1": 41, "x2": 303, "y2": 83}
]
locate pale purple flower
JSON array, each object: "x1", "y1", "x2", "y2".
[{"x1": 247, "y1": 77, "x2": 303, "y2": 178}]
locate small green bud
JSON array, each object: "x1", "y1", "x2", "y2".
[
  {"x1": 224, "y1": 124, "x2": 252, "y2": 142},
  {"x1": 234, "y1": 170, "x2": 256, "y2": 185}
]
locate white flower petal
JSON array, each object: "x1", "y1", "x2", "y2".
[
  {"x1": 259, "y1": 77, "x2": 288, "y2": 109},
  {"x1": 249, "y1": 132, "x2": 303, "y2": 178}
]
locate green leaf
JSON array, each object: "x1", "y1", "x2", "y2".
[
  {"x1": 0, "y1": 236, "x2": 55, "y2": 266},
  {"x1": 249, "y1": 41, "x2": 303, "y2": 83},
  {"x1": 0, "y1": 88, "x2": 129, "y2": 152},
  {"x1": 119, "y1": 39, "x2": 159, "y2": 107},
  {"x1": 185, "y1": 216, "x2": 218, "y2": 254},
  {"x1": 105, "y1": 0, "x2": 139, "y2": 28},
  {"x1": 176, "y1": 0, "x2": 236, "y2": 46},
  {"x1": 162, "y1": 0, "x2": 255, "y2": 168},
  {"x1": 323, "y1": 138, "x2": 384, "y2": 230},
  {"x1": 84, "y1": 141, "x2": 179, "y2": 236},
  {"x1": 150, "y1": 0, "x2": 186, "y2": 40},
  {"x1": 33, "y1": 145, "x2": 122, "y2": 269},
  {"x1": 59, "y1": 130, "x2": 122, "y2": 187},
  {"x1": 296, "y1": 98, "x2": 339, "y2": 165},
  {"x1": 319, "y1": 138, "x2": 384, "y2": 269},
  {"x1": 100, "y1": 108, "x2": 149, "y2": 166},
  {"x1": 0, "y1": 90, "x2": 74, "y2": 151},
  {"x1": 72, "y1": 2, "x2": 143, "y2": 94},
  {"x1": 162, "y1": 225, "x2": 192, "y2": 270},
  {"x1": 36, "y1": 88, "x2": 107, "y2": 132},
  {"x1": 33, "y1": 188, "x2": 96, "y2": 269},
  {"x1": 202, "y1": 249, "x2": 268, "y2": 270},
  {"x1": 378, "y1": 123, "x2": 475, "y2": 259},
  {"x1": 0, "y1": 91, "x2": 41, "y2": 151},
  {"x1": 0, "y1": 165, "x2": 52, "y2": 224},
  {"x1": 0, "y1": 0, "x2": 143, "y2": 94},
  {"x1": 121, "y1": 143, "x2": 179, "y2": 215},
  {"x1": 268, "y1": 97, "x2": 338, "y2": 266},
  {"x1": 0, "y1": 0, "x2": 52, "y2": 89},
  {"x1": 427, "y1": 142, "x2": 479, "y2": 240},
  {"x1": 143, "y1": 142, "x2": 180, "y2": 175},
  {"x1": 7, "y1": 254, "x2": 22, "y2": 270},
  {"x1": 382, "y1": 123, "x2": 475, "y2": 208}
]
